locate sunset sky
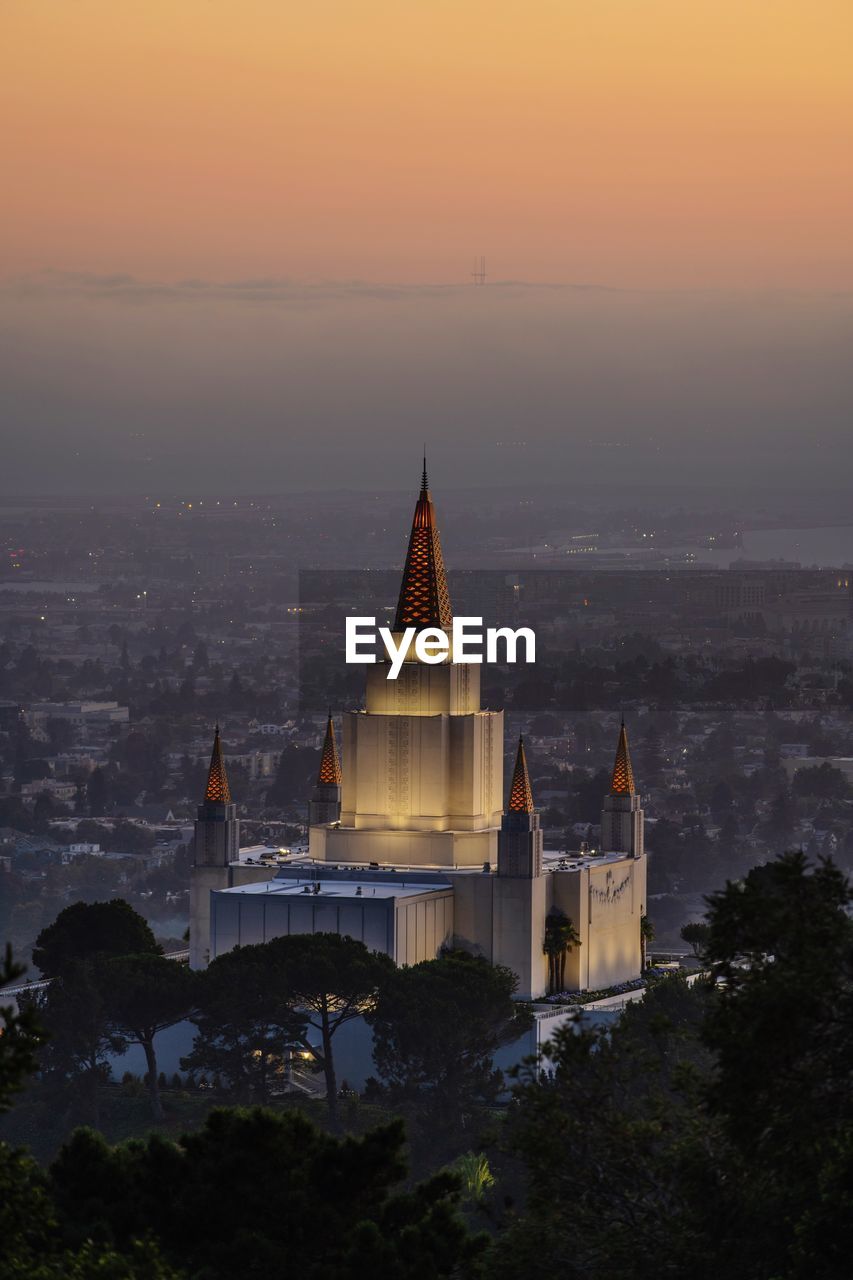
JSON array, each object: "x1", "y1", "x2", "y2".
[
  {"x1": 4, "y1": 0, "x2": 852, "y2": 288},
  {"x1": 2, "y1": 1, "x2": 852, "y2": 493}
]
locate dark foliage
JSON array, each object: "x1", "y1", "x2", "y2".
[
  {"x1": 367, "y1": 951, "x2": 530, "y2": 1126},
  {"x1": 492, "y1": 852, "x2": 853, "y2": 1280},
  {"x1": 33, "y1": 900, "x2": 160, "y2": 978},
  {"x1": 0, "y1": 947, "x2": 46, "y2": 1114},
  {"x1": 98, "y1": 954, "x2": 196, "y2": 1121},
  {"x1": 182, "y1": 943, "x2": 306, "y2": 1104},
  {"x1": 48, "y1": 1109, "x2": 482, "y2": 1280}
]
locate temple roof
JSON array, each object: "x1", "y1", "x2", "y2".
[
  {"x1": 508, "y1": 735, "x2": 535, "y2": 813},
  {"x1": 610, "y1": 720, "x2": 636, "y2": 795},
  {"x1": 204, "y1": 724, "x2": 232, "y2": 804},
  {"x1": 317, "y1": 712, "x2": 342, "y2": 786},
  {"x1": 393, "y1": 461, "x2": 453, "y2": 632}
]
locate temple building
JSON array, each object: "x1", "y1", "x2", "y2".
[{"x1": 190, "y1": 470, "x2": 647, "y2": 997}]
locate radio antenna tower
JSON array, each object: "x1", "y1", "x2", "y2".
[{"x1": 471, "y1": 255, "x2": 486, "y2": 285}]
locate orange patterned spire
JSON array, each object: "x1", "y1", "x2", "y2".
[
  {"x1": 317, "y1": 712, "x2": 342, "y2": 786},
  {"x1": 393, "y1": 461, "x2": 453, "y2": 632},
  {"x1": 204, "y1": 724, "x2": 232, "y2": 804},
  {"x1": 508, "y1": 736, "x2": 534, "y2": 813},
  {"x1": 610, "y1": 720, "x2": 635, "y2": 795}
]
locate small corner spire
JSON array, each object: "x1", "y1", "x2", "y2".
[
  {"x1": 317, "y1": 712, "x2": 342, "y2": 786},
  {"x1": 204, "y1": 724, "x2": 231, "y2": 804},
  {"x1": 508, "y1": 735, "x2": 534, "y2": 813},
  {"x1": 610, "y1": 720, "x2": 635, "y2": 796}
]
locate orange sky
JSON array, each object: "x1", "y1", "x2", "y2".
[{"x1": 2, "y1": 0, "x2": 852, "y2": 287}]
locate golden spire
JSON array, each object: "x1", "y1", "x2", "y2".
[
  {"x1": 508, "y1": 735, "x2": 534, "y2": 813},
  {"x1": 393, "y1": 460, "x2": 453, "y2": 632},
  {"x1": 204, "y1": 724, "x2": 232, "y2": 804},
  {"x1": 317, "y1": 711, "x2": 342, "y2": 786},
  {"x1": 610, "y1": 719, "x2": 635, "y2": 795}
]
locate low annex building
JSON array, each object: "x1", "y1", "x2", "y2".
[{"x1": 190, "y1": 468, "x2": 647, "y2": 999}]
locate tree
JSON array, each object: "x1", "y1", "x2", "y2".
[
  {"x1": 495, "y1": 853, "x2": 853, "y2": 1280},
  {"x1": 0, "y1": 1141, "x2": 58, "y2": 1280},
  {"x1": 566, "y1": 767, "x2": 611, "y2": 824},
  {"x1": 0, "y1": 1135, "x2": 183, "y2": 1280},
  {"x1": 36, "y1": 961, "x2": 115, "y2": 1128},
  {"x1": 98, "y1": 954, "x2": 196, "y2": 1121},
  {"x1": 45, "y1": 718, "x2": 76, "y2": 754},
  {"x1": 640, "y1": 913, "x2": 655, "y2": 968},
  {"x1": 267, "y1": 933, "x2": 393, "y2": 1128},
  {"x1": 717, "y1": 812, "x2": 740, "y2": 850},
  {"x1": 191, "y1": 641, "x2": 209, "y2": 672},
  {"x1": 1, "y1": 947, "x2": 182, "y2": 1279},
  {"x1": 264, "y1": 745, "x2": 315, "y2": 808},
  {"x1": 33, "y1": 790, "x2": 56, "y2": 827},
  {"x1": 693, "y1": 852, "x2": 853, "y2": 1277},
  {"x1": 227, "y1": 671, "x2": 243, "y2": 707},
  {"x1": 763, "y1": 787, "x2": 795, "y2": 844},
  {"x1": 367, "y1": 951, "x2": 530, "y2": 1127},
  {"x1": 182, "y1": 944, "x2": 306, "y2": 1104},
  {"x1": 48, "y1": 1109, "x2": 481, "y2": 1280},
  {"x1": 492, "y1": 974, "x2": 713, "y2": 1280},
  {"x1": 86, "y1": 767, "x2": 109, "y2": 817},
  {"x1": 791, "y1": 761, "x2": 850, "y2": 800},
  {"x1": 543, "y1": 911, "x2": 581, "y2": 994},
  {"x1": 709, "y1": 779, "x2": 735, "y2": 824},
  {"x1": 680, "y1": 921, "x2": 710, "y2": 959},
  {"x1": 108, "y1": 820, "x2": 155, "y2": 855},
  {"x1": 33, "y1": 900, "x2": 159, "y2": 977},
  {"x1": 0, "y1": 946, "x2": 45, "y2": 1114}
]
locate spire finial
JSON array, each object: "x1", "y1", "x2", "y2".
[
  {"x1": 204, "y1": 723, "x2": 231, "y2": 804},
  {"x1": 421, "y1": 450, "x2": 428, "y2": 493},
  {"x1": 610, "y1": 720, "x2": 635, "y2": 796},
  {"x1": 508, "y1": 734, "x2": 534, "y2": 813}
]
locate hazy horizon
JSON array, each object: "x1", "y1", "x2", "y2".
[
  {"x1": 3, "y1": 273, "x2": 852, "y2": 497},
  {"x1": 3, "y1": 0, "x2": 852, "y2": 497}
]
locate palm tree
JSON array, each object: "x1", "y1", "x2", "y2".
[
  {"x1": 640, "y1": 914, "x2": 655, "y2": 969},
  {"x1": 543, "y1": 911, "x2": 581, "y2": 994},
  {"x1": 452, "y1": 1152, "x2": 496, "y2": 1205}
]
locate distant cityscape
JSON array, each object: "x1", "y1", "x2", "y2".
[{"x1": 3, "y1": 484, "x2": 853, "y2": 968}]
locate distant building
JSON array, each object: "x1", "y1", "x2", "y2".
[
  {"x1": 782, "y1": 756, "x2": 853, "y2": 784},
  {"x1": 186, "y1": 747, "x2": 280, "y2": 782},
  {"x1": 20, "y1": 778, "x2": 77, "y2": 804},
  {"x1": 26, "y1": 701, "x2": 129, "y2": 730}
]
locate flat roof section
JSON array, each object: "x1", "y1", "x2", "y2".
[{"x1": 216, "y1": 878, "x2": 450, "y2": 901}]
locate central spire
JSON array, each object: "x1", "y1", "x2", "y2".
[
  {"x1": 610, "y1": 720, "x2": 636, "y2": 796},
  {"x1": 204, "y1": 724, "x2": 232, "y2": 804},
  {"x1": 393, "y1": 460, "x2": 453, "y2": 632}
]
